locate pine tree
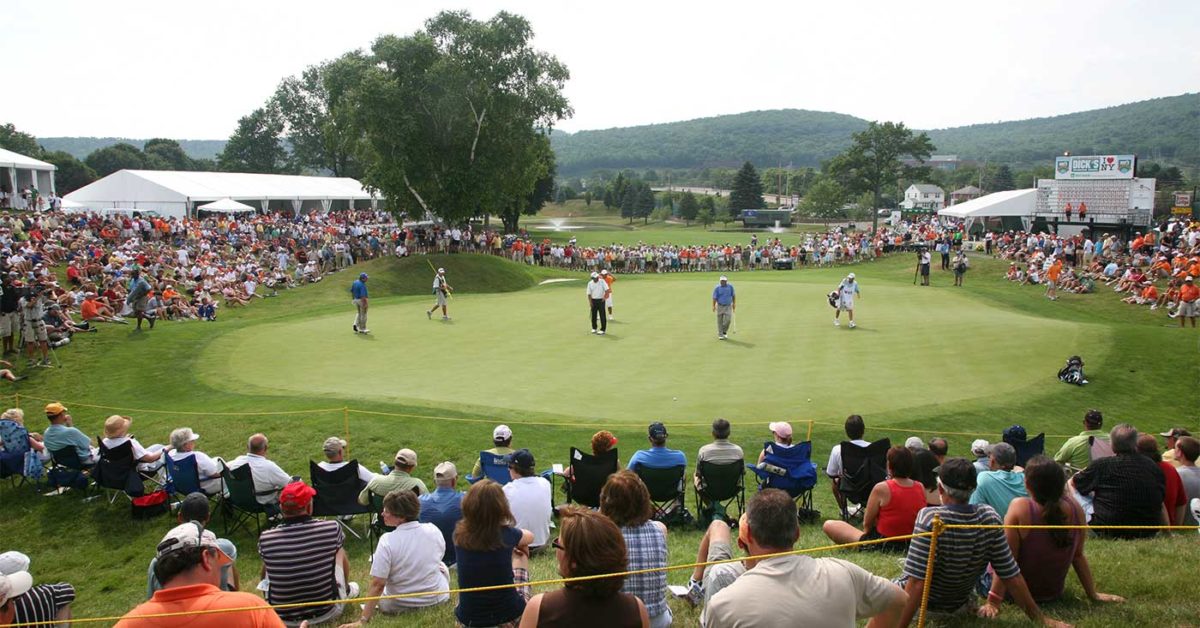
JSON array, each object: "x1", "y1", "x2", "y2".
[
  {"x1": 729, "y1": 161, "x2": 765, "y2": 212},
  {"x1": 679, "y1": 192, "x2": 700, "y2": 225}
]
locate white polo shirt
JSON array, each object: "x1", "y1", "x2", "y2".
[
  {"x1": 586, "y1": 279, "x2": 607, "y2": 299},
  {"x1": 503, "y1": 475, "x2": 552, "y2": 548},
  {"x1": 371, "y1": 521, "x2": 450, "y2": 608}
]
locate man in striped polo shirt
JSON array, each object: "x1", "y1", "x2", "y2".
[
  {"x1": 0, "y1": 552, "x2": 75, "y2": 628},
  {"x1": 259, "y1": 481, "x2": 359, "y2": 625},
  {"x1": 895, "y1": 458, "x2": 1067, "y2": 627}
]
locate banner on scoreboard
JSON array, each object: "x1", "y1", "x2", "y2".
[{"x1": 1054, "y1": 155, "x2": 1136, "y2": 180}]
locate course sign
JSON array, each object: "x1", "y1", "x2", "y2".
[{"x1": 1054, "y1": 154, "x2": 1135, "y2": 180}]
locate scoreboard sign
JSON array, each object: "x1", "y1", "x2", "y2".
[{"x1": 1054, "y1": 154, "x2": 1136, "y2": 180}]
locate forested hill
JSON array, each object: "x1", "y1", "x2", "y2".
[
  {"x1": 38, "y1": 137, "x2": 226, "y2": 161},
  {"x1": 550, "y1": 93, "x2": 1199, "y2": 174}
]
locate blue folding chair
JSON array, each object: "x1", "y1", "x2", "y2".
[
  {"x1": 747, "y1": 441, "x2": 819, "y2": 523},
  {"x1": 467, "y1": 451, "x2": 512, "y2": 485},
  {"x1": 167, "y1": 454, "x2": 223, "y2": 504},
  {"x1": 0, "y1": 419, "x2": 42, "y2": 488}
]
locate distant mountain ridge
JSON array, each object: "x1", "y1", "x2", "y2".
[{"x1": 38, "y1": 137, "x2": 225, "y2": 161}]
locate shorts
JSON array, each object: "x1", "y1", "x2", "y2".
[
  {"x1": 0, "y1": 312, "x2": 17, "y2": 337},
  {"x1": 436, "y1": 291, "x2": 448, "y2": 306},
  {"x1": 1046, "y1": 280, "x2": 1056, "y2": 289},
  {"x1": 838, "y1": 299, "x2": 854, "y2": 311},
  {"x1": 701, "y1": 540, "x2": 744, "y2": 607},
  {"x1": 133, "y1": 296, "x2": 149, "y2": 312},
  {"x1": 22, "y1": 322, "x2": 48, "y2": 343},
  {"x1": 858, "y1": 528, "x2": 910, "y2": 553},
  {"x1": 920, "y1": 264, "x2": 930, "y2": 276},
  {"x1": 1180, "y1": 300, "x2": 1199, "y2": 317},
  {"x1": 605, "y1": 295, "x2": 613, "y2": 307}
]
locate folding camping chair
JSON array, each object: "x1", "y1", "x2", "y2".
[
  {"x1": 310, "y1": 460, "x2": 371, "y2": 539},
  {"x1": 94, "y1": 439, "x2": 146, "y2": 503},
  {"x1": 564, "y1": 447, "x2": 618, "y2": 508},
  {"x1": 1088, "y1": 436, "x2": 1114, "y2": 463},
  {"x1": 221, "y1": 462, "x2": 274, "y2": 537},
  {"x1": 47, "y1": 447, "x2": 94, "y2": 497},
  {"x1": 695, "y1": 459, "x2": 745, "y2": 526},
  {"x1": 1002, "y1": 431, "x2": 1045, "y2": 468},
  {"x1": 367, "y1": 492, "x2": 395, "y2": 551},
  {"x1": 0, "y1": 419, "x2": 42, "y2": 488},
  {"x1": 467, "y1": 451, "x2": 512, "y2": 485},
  {"x1": 748, "y1": 441, "x2": 819, "y2": 523},
  {"x1": 634, "y1": 464, "x2": 691, "y2": 527},
  {"x1": 166, "y1": 454, "x2": 222, "y2": 505},
  {"x1": 837, "y1": 438, "x2": 891, "y2": 522}
]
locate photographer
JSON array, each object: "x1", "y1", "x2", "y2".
[
  {"x1": 18, "y1": 286, "x2": 51, "y2": 368},
  {"x1": 0, "y1": 274, "x2": 20, "y2": 355},
  {"x1": 918, "y1": 247, "x2": 931, "y2": 286}
]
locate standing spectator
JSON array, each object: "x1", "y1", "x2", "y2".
[
  {"x1": 979, "y1": 456, "x2": 1124, "y2": 610},
  {"x1": 969, "y1": 443, "x2": 1027, "y2": 520},
  {"x1": 518, "y1": 507, "x2": 649, "y2": 627},
  {"x1": 472, "y1": 424, "x2": 515, "y2": 480},
  {"x1": 359, "y1": 448, "x2": 427, "y2": 505},
  {"x1": 454, "y1": 480, "x2": 534, "y2": 628},
  {"x1": 1053, "y1": 409, "x2": 1108, "y2": 471},
  {"x1": 259, "y1": 481, "x2": 358, "y2": 626},
  {"x1": 317, "y1": 436, "x2": 375, "y2": 485},
  {"x1": 826, "y1": 415, "x2": 870, "y2": 518},
  {"x1": 420, "y1": 461, "x2": 465, "y2": 566},
  {"x1": 694, "y1": 418, "x2": 744, "y2": 520},
  {"x1": 0, "y1": 274, "x2": 20, "y2": 355},
  {"x1": 704, "y1": 490, "x2": 907, "y2": 628},
  {"x1": 147, "y1": 492, "x2": 239, "y2": 597},
  {"x1": 822, "y1": 446, "x2": 926, "y2": 553},
  {"x1": 503, "y1": 449, "x2": 553, "y2": 552},
  {"x1": 227, "y1": 433, "x2": 292, "y2": 514},
  {"x1": 1173, "y1": 436, "x2": 1200, "y2": 526},
  {"x1": 127, "y1": 268, "x2": 154, "y2": 330},
  {"x1": 0, "y1": 551, "x2": 75, "y2": 628},
  {"x1": 1070, "y1": 424, "x2": 1167, "y2": 538},
  {"x1": 1136, "y1": 434, "x2": 1188, "y2": 526},
  {"x1": 897, "y1": 458, "x2": 1066, "y2": 627},
  {"x1": 1177, "y1": 275, "x2": 1198, "y2": 327},
  {"x1": 600, "y1": 471, "x2": 670, "y2": 627},
  {"x1": 41, "y1": 402, "x2": 96, "y2": 464},
  {"x1": 341, "y1": 490, "x2": 449, "y2": 626}
]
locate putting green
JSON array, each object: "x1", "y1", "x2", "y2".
[{"x1": 201, "y1": 276, "x2": 1104, "y2": 424}]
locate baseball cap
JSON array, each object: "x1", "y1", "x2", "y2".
[
  {"x1": 935, "y1": 457, "x2": 978, "y2": 491},
  {"x1": 904, "y1": 436, "x2": 925, "y2": 450},
  {"x1": 437, "y1": 267, "x2": 446, "y2": 274},
  {"x1": 359, "y1": 272, "x2": 368, "y2": 280},
  {"x1": 493, "y1": 424, "x2": 513, "y2": 442},
  {"x1": 768, "y1": 421, "x2": 792, "y2": 439},
  {"x1": 0, "y1": 551, "x2": 30, "y2": 576},
  {"x1": 719, "y1": 275, "x2": 728, "y2": 282},
  {"x1": 848, "y1": 272, "x2": 855, "y2": 279},
  {"x1": 434, "y1": 461, "x2": 458, "y2": 481},
  {"x1": 0, "y1": 571, "x2": 33, "y2": 605},
  {"x1": 1003, "y1": 424, "x2": 1028, "y2": 442},
  {"x1": 155, "y1": 521, "x2": 224, "y2": 558},
  {"x1": 1187, "y1": 276, "x2": 1194, "y2": 282},
  {"x1": 44, "y1": 402, "x2": 67, "y2": 416},
  {"x1": 1161, "y1": 427, "x2": 1192, "y2": 439},
  {"x1": 394, "y1": 448, "x2": 418, "y2": 467},
  {"x1": 600, "y1": 269, "x2": 608, "y2": 275},
  {"x1": 279, "y1": 480, "x2": 317, "y2": 509},
  {"x1": 970, "y1": 439, "x2": 990, "y2": 457},
  {"x1": 322, "y1": 436, "x2": 347, "y2": 456},
  {"x1": 648, "y1": 422, "x2": 669, "y2": 439},
  {"x1": 591, "y1": 272, "x2": 599, "y2": 278},
  {"x1": 505, "y1": 448, "x2": 535, "y2": 472}
]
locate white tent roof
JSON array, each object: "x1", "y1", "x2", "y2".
[
  {"x1": 938, "y1": 189, "x2": 1036, "y2": 218},
  {"x1": 196, "y1": 197, "x2": 258, "y2": 213},
  {"x1": 0, "y1": 147, "x2": 55, "y2": 171}
]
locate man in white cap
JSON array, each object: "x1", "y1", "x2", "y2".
[
  {"x1": 586, "y1": 271, "x2": 608, "y2": 335},
  {"x1": 317, "y1": 436, "x2": 377, "y2": 484},
  {"x1": 970, "y1": 439, "x2": 991, "y2": 474},
  {"x1": 420, "y1": 461, "x2": 465, "y2": 566},
  {"x1": 167, "y1": 427, "x2": 224, "y2": 495},
  {"x1": 1178, "y1": 275, "x2": 1198, "y2": 328},
  {"x1": 601, "y1": 269, "x2": 615, "y2": 319},
  {"x1": 834, "y1": 272, "x2": 860, "y2": 328},
  {"x1": 712, "y1": 275, "x2": 735, "y2": 339},
  {"x1": 359, "y1": 448, "x2": 428, "y2": 505},
  {"x1": 427, "y1": 268, "x2": 452, "y2": 321},
  {"x1": 472, "y1": 424, "x2": 515, "y2": 479},
  {"x1": 0, "y1": 552, "x2": 75, "y2": 628}
]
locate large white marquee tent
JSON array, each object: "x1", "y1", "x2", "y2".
[
  {"x1": 63, "y1": 170, "x2": 378, "y2": 219},
  {"x1": 1, "y1": 148, "x2": 57, "y2": 205},
  {"x1": 937, "y1": 188, "x2": 1036, "y2": 231}
]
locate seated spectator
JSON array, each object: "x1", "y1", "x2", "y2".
[
  {"x1": 1054, "y1": 409, "x2": 1108, "y2": 471},
  {"x1": 454, "y1": 480, "x2": 534, "y2": 628},
  {"x1": 563, "y1": 430, "x2": 618, "y2": 483},
  {"x1": 970, "y1": 439, "x2": 990, "y2": 474},
  {"x1": 0, "y1": 408, "x2": 47, "y2": 461},
  {"x1": 117, "y1": 521, "x2": 286, "y2": 628},
  {"x1": 419, "y1": 461, "x2": 465, "y2": 566},
  {"x1": 980, "y1": 456, "x2": 1124, "y2": 610},
  {"x1": 473, "y1": 424, "x2": 515, "y2": 479},
  {"x1": 259, "y1": 481, "x2": 358, "y2": 626},
  {"x1": 676, "y1": 520, "x2": 743, "y2": 623},
  {"x1": 694, "y1": 418, "x2": 744, "y2": 519},
  {"x1": 359, "y1": 448, "x2": 427, "y2": 505},
  {"x1": 704, "y1": 489, "x2": 906, "y2": 627},
  {"x1": 504, "y1": 449, "x2": 552, "y2": 552},
  {"x1": 1173, "y1": 436, "x2": 1200, "y2": 525},
  {"x1": 101, "y1": 415, "x2": 167, "y2": 472},
  {"x1": 905, "y1": 436, "x2": 941, "y2": 505},
  {"x1": 1160, "y1": 427, "x2": 1191, "y2": 465},
  {"x1": 822, "y1": 445, "x2": 926, "y2": 553},
  {"x1": 167, "y1": 428, "x2": 223, "y2": 495},
  {"x1": 0, "y1": 551, "x2": 75, "y2": 627},
  {"x1": 1071, "y1": 424, "x2": 1167, "y2": 538},
  {"x1": 826, "y1": 415, "x2": 869, "y2": 516},
  {"x1": 600, "y1": 470, "x2": 670, "y2": 627},
  {"x1": 317, "y1": 436, "x2": 375, "y2": 485},
  {"x1": 1136, "y1": 434, "x2": 1187, "y2": 526},
  {"x1": 148, "y1": 492, "x2": 239, "y2": 597},
  {"x1": 342, "y1": 490, "x2": 449, "y2": 626},
  {"x1": 897, "y1": 458, "x2": 1065, "y2": 627},
  {"x1": 757, "y1": 421, "x2": 796, "y2": 464},
  {"x1": 627, "y1": 422, "x2": 686, "y2": 471},
  {"x1": 41, "y1": 402, "x2": 97, "y2": 465},
  {"x1": 519, "y1": 507, "x2": 650, "y2": 627},
  {"x1": 227, "y1": 433, "x2": 292, "y2": 514},
  {"x1": 969, "y1": 443, "x2": 1027, "y2": 520},
  {"x1": 79, "y1": 292, "x2": 124, "y2": 324}
]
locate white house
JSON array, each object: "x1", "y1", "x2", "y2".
[{"x1": 901, "y1": 184, "x2": 945, "y2": 211}]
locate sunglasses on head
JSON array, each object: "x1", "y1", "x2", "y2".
[{"x1": 552, "y1": 537, "x2": 564, "y2": 551}]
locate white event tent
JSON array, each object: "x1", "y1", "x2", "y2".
[
  {"x1": 63, "y1": 169, "x2": 378, "y2": 219},
  {"x1": 196, "y1": 197, "x2": 257, "y2": 214},
  {"x1": 937, "y1": 188, "x2": 1036, "y2": 231},
  {"x1": 1, "y1": 148, "x2": 57, "y2": 205}
]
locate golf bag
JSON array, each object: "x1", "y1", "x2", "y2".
[
  {"x1": 1057, "y1": 355, "x2": 1086, "y2": 385},
  {"x1": 827, "y1": 290, "x2": 839, "y2": 308}
]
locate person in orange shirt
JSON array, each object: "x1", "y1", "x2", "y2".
[
  {"x1": 600, "y1": 269, "x2": 615, "y2": 318},
  {"x1": 1177, "y1": 276, "x2": 1199, "y2": 328},
  {"x1": 1045, "y1": 258, "x2": 1063, "y2": 301}
]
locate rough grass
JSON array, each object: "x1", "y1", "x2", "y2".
[{"x1": 0, "y1": 250, "x2": 1196, "y2": 628}]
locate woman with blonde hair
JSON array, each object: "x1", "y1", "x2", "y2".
[{"x1": 453, "y1": 480, "x2": 534, "y2": 628}]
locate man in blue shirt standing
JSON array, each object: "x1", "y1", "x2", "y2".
[
  {"x1": 350, "y1": 272, "x2": 369, "y2": 334},
  {"x1": 419, "y1": 461, "x2": 465, "y2": 566},
  {"x1": 711, "y1": 276, "x2": 735, "y2": 340}
]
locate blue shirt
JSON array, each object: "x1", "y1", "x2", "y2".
[
  {"x1": 627, "y1": 446, "x2": 687, "y2": 471},
  {"x1": 712, "y1": 283, "x2": 735, "y2": 306},
  {"x1": 419, "y1": 487, "x2": 464, "y2": 566},
  {"x1": 969, "y1": 469, "x2": 1028, "y2": 520},
  {"x1": 43, "y1": 424, "x2": 92, "y2": 460},
  {"x1": 350, "y1": 279, "x2": 368, "y2": 299}
]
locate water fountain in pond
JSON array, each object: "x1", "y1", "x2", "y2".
[{"x1": 768, "y1": 219, "x2": 785, "y2": 234}]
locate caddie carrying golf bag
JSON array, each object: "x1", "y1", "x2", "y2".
[
  {"x1": 827, "y1": 290, "x2": 839, "y2": 308},
  {"x1": 1057, "y1": 355, "x2": 1087, "y2": 385}
]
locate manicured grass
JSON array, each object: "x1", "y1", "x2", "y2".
[{"x1": 0, "y1": 246, "x2": 1196, "y2": 627}]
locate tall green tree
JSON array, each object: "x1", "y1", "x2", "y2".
[
  {"x1": 679, "y1": 191, "x2": 700, "y2": 225},
  {"x1": 620, "y1": 183, "x2": 636, "y2": 222},
  {"x1": 352, "y1": 10, "x2": 570, "y2": 222},
  {"x1": 143, "y1": 139, "x2": 193, "y2": 170},
  {"x1": 729, "y1": 161, "x2": 765, "y2": 212},
  {"x1": 497, "y1": 133, "x2": 556, "y2": 233},
  {"x1": 272, "y1": 52, "x2": 370, "y2": 177},
  {"x1": 218, "y1": 107, "x2": 293, "y2": 174},
  {"x1": 992, "y1": 164, "x2": 1015, "y2": 191},
  {"x1": 85, "y1": 143, "x2": 146, "y2": 177},
  {"x1": 827, "y1": 121, "x2": 935, "y2": 232},
  {"x1": 635, "y1": 185, "x2": 655, "y2": 224},
  {"x1": 41, "y1": 151, "x2": 96, "y2": 194},
  {"x1": 0, "y1": 124, "x2": 41, "y2": 156},
  {"x1": 799, "y1": 178, "x2": 846, "y2": 228}
]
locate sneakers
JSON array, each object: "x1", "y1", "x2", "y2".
[
  {"x1": 718, "y1": 334, "x2": 727, "y2": 340},
  {"x1": 353, "y1": 323, "x2": 358, "y2": 333},
  {"x1": 426, "y1": 310, "x2": 432, "y2": 320},
  {"x1": 442, "y1": 316, "x2": 450, "y2": 321},
  {"x1": 833, "y1": 319, "x2": 840, "y2": 327},
  {"x1": 590, "y1": 329, "x2": 597, "y2": 334},
  {"x1": 359, "y1": 328, "x2": 370, "y2": 334},
  {"x1": 39, "y1": 359, "x2": 53, "y2": 368},
  {"x1": 597, "y1": 330, "x2": 605, "y2": 335},
  {"x1": 848, "y1": 321, "x2": 856, "y2": 329},
  {"x1": 1080, "y1": 379, "x2": 1089, "y2": 385},
  {"x1": 681, "y1": 578, "x2": 704, "y2": 608}
]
